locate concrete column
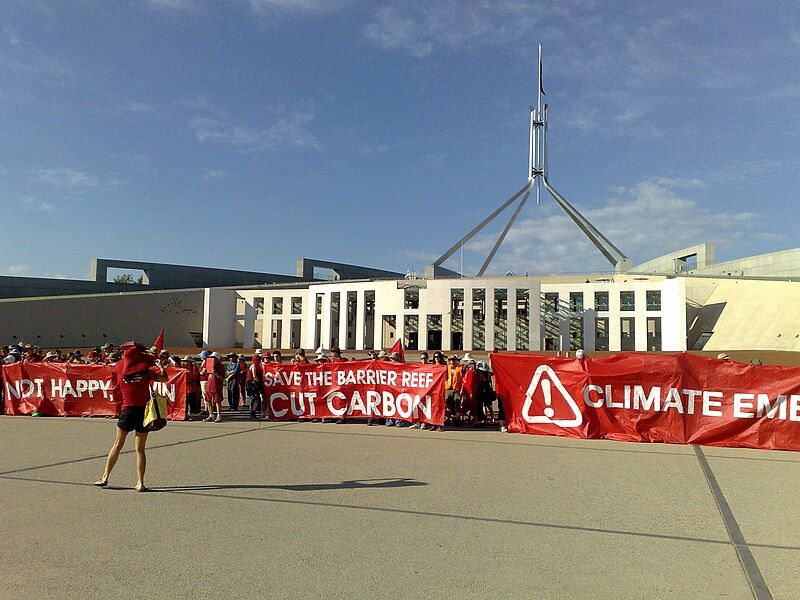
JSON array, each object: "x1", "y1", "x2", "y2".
[
  {"x1": 320, "y1": 292, "x2": 331, "y2": 351},
  {"x1": 338, "y1": 294, "x2": 348, "y2": 350},
  {"x1": 506, "y1": 289, "x2": 517, "y2": 351},
  {"x1": 485, "y1": 288, "x2": 495, "y2": 352},
  {"x1": 463, "y1": 286, "x2": 473, "y2": 351},
  {"x1": 529, "y1": 284, "x2": 541, "y2": 351},
  {"x1": 355, "y1": 289, "x2": 365, "y2": 350}
]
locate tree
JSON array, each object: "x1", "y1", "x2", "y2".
[{"x1": 112, "y1": 273, "x2": 143, "y2": 284}]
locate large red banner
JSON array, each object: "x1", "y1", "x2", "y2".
[
  {"x1": 2, "y1": 363, "x2": 186, "y2": 420},
  {"x1": 261, "y1": 361, "x2": 446, "y2": 425},
  {"x1": 492, "y1": 352, "x2": 800, "y2": 452}
]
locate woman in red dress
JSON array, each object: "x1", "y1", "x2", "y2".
[
  {"x1": 203, "y1": 352, "x2": 226, "y2": 422},
  {"x1": 94, "y1": 342, "x2": 166, "y2": 492}
]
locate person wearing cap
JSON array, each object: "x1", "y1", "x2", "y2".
[
  {"x1": 22, "y1": 345, "x2": 41, "y2": 364},
  {"x1": 43, "y1": 350, "x2": 59, "y2": 362},
  {"x1": 157, "y1": 350, "x2": 171, "y2": 369},
  {"x1": 100, "y1": 343, "x2": 115, "y2": 363},
  {"x1": 67, "y1": 350, "x2": 85, "y2": 364},
  {"x1": 294, "y1": 348, "x2": 310, "y2": 364},
  {"x1": 4, "y1": 347, "x2": 21, "y2": 364},
  {"x1": 201, "y1": 352, "x2": 226, "y2": 422},
  {"x1": 314, "y1": 346, "x2": 330, "y2": 364},
  {"x1": 87, "y1": 346, "x2": 102, "y2": 363},
  {"x1": 94, "y1": 341, "x2": 167, "y2": 492},
  {"x1": 198, "y1": 350, "x2": 211, "y2": 414}
]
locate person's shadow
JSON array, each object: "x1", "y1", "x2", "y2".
[{"x1": 153, "y1": 477, "x2": 426, "y2": 493}]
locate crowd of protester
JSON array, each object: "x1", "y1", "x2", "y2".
[{"x1": 1, "y1": 342, "x2": 506, "y2": 432}]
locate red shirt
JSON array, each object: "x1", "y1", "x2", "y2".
[{"x1": 114, "y1": 366, "x2": 161, "y2": 409}]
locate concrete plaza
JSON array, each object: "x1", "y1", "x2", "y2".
[{"x1": 0, "y1": 415, "x2": 797, "y2": 599}]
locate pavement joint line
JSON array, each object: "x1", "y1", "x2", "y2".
[
  {"x1": 0, "y1": 424, "x2": 272, "y2": 476},
  {"x1": 694, "y1": 445, "x2": 773, "y2": 600},
  {"x1": 5, "y1": 471, "x2": 800, "y2": 554}
]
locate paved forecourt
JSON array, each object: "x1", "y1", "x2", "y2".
[{"x1": 0, "y1": 415, "x2": 798, "y2": 599}]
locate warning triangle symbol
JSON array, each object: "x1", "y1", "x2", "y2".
[{"x1": 522, "y1": 365, "x2": 583, "y2": 428}]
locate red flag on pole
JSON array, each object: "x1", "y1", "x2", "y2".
[
  {"x1": 154, "y1": 329, "x2": 164, "y2": 353},
  {"x1": 388, "y1": 338, "x2": 405, "y2": 363}
]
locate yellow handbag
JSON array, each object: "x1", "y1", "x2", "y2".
[{"x1": 143, "y1": 393, "x2": 168, "y2": 432}]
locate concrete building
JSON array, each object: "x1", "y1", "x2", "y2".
[{"x1": 1, "y1": 246, "x2": 799, "y2": 353}]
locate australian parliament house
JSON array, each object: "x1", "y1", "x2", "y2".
[{"x1": 2, "y1": 47, "x2": 799, "y2": 355}]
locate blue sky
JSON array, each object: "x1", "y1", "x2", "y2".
[{"x1": 1, "y1": 0, "x2": 798, "y2": 279}]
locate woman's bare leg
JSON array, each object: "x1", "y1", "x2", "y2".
[
  {"x1": 134, "y1": 431, "x2": 148, "y2": 490},
  {"x1": 97, "y1": 428, "x2": 128, "y2": 484}
]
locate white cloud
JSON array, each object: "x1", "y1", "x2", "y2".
[
  {"x1": 249, "y1": 0, "x2": 344, "y2": 13},
  {"x1": 6, "y1": 265, "x2": 28, "y2": 275},
  {"x1": 29, "y1": 168, "x2": 98, "y2": 188},
  {"x1": 364, "y1": 2, "x2": 542, "y2": 58},
  {"x1": 123, "y1": 101, "x2": 158, "y2": 114},
  {"x1": 203, "y1": 169, "x2": 230, "y2": 179},
  {"x1": 451, "y1": 178, "x2": 782, "y2": 275},
  {"x1": 190, "y1": 109, "x2": 321, "y2": 152},
  {"x1": 0, "y1": 27, "x2": 75, "y2": 80},
  {"x1": 144, "y1": 0, "x2": 198, "y2": 9},
  {"x1": 20, "y1": 196, "x2": 55, "y2": 212}
]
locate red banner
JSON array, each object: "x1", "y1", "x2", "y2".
[
  {"x1": 261, "y1": 360, "x2": 446, "y2": 425},
  {"x1": 492, "y1": 352, "x2": 800, "y2": 452},
  {"x1": 2, "y1": 363, "x2": 186, "y2": 420}
]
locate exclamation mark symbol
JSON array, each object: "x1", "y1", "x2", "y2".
[{"x1": 542, "y1": 378, "x2": 554, "y2": 418}]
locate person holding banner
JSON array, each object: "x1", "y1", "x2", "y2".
[{"x1": 94, "y1": 341, "x2": 166, "y2": 492}]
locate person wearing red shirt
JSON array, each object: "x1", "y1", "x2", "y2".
[
  {"x1": 183, "y1": 356, "x2": 201, "y2": 416},
  {"x1": 237, "y1": 355, "x2": 248, "y2": 408},
  {"x1": 94, "y1": 341, "x2": 166, "y2": 492},
  {"x1": 202, "y1": 352, "x2": 226, "y2": 422},
  {"x1": 460, "y1": 359, "x2": 479, "y2": 425}
]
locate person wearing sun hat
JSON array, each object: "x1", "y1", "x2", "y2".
[{"x1": 94, "y1": 341, "x2": 167, "y2": 492}]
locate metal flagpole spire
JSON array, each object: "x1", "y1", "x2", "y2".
[{"x1": 429, "y1": 43, "x2": 631, "y2": 278}]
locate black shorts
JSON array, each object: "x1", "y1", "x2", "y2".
[{"x1": 117, "y1": 406, "x2": 147, "y2": 433}]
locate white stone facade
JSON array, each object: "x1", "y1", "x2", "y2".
[{"x1": 226, "y1": 275, "x2": 687, "y2": 352}]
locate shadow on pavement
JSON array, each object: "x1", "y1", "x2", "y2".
[{"x1": 153, "y1": 477, "x2": 427, "y2": 493}]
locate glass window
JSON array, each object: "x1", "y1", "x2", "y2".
[
  {"x1": 404, "y1": 315, "x2": 419, "y2": 350},
  {"x1": 569, "y1": 292, "x2": 584, "y2": 312},
  {"x1": 594, "y1": 291, "x2": 609, "y2": 312},
  {"x1": 544, "y1": 292, "x2": 559, "y2": 312},
  {"x1": 646, "y1": 290, "x2": 661, "y2": 311},
  {"x1": 404, "y1": 288, "x2": 419, "y2": 309},
  {"x1": 620, "y1": 291, "x2": 635, "y2": 311},
  {"x1": 315, "y1": 294, "x2": 323, "y2": 315},
  {"x1": 569, "y1": 317, "x2": 584, "y2": 350},
  {"x1": 647, "y1": 317, "x2": 662, "y2": 351},
  {"x1": 472, "y1": 289, "x2": 485, "y2": 349},
  {"x1": 516, "y1": 289, "x2": 529, "y2": 351},
  {"x1": 272, "y1": 297, "x2": 283, "y2": 315},
  {"x1": 595, "y1": 317, "x2": 609, "y2": 351},
  {"x1": 451, "y1": 288, "x2": 464, "y2": 317},
  {"x1": 620, "y1": 317, "x2": 635, "y2": 350},
  {"x1": 254, "y1": 297, "x2": 264, "y2": 316},
  {"x1": 472, "y1": 289, "x2": 485, "y2": 322},
  {"x1": 291, "y1": 297, "x2": 302, "y2": 315}
]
